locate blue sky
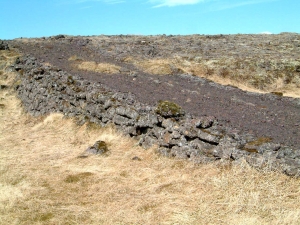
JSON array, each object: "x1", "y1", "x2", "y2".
[{"x1": 1, "y1": 0, "x2": 299, "y2": 39}]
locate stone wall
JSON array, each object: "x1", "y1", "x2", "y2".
[{"x1": 14, "y1": 56, "x2": 300, "y2": 176}]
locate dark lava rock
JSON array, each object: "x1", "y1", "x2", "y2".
[{"x1": 11, "y1": 36, "x2": 300, "y2": 177}]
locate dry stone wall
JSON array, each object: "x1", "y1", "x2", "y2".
[{"x1": 14, "y1": 55, "x2": 300, "y2": 176}]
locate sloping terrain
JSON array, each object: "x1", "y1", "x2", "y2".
[
  {"x1": 8, "y1": 34, "x2": 300, "y2": 149},
  {"x1": 1, "y1": 49, "x2": 300, "y2": 225},
  {"x1": 12, "y1": 33, "x2": 300, "y2": 96}
]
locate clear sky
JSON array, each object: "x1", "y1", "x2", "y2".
[{"x1": 1, "y1": 0, "x2": 299, "y2": 39}]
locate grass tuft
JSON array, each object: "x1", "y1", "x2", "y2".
[
  {"x1": 77, "y1": 61, "x2": 121, "y2": 74},
  {"x1": 64, "y1": 172, "x2": 93, "y2": 183}
]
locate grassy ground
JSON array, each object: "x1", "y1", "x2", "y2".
[
  {"x1": 70, "y1": 56, "x2": 300, "y2": 98},
  {"x1": 134, "y1": 57, "x2": 300, "y2": 98},
  {"x1": 1, "y1": 50, "x2": 300, "y2": 224},
  {"x1": 77, "y1": 61, "x2": 121, "y2": 74}
]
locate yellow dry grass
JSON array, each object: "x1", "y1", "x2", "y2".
[
  {"x1": 77, "y1": 61, "x2": 121, "y2": 74},
  {"x1": 136, "y1": 59, "x2": 173, "y2": 75},
  {"x1": 135, "y1": 57, "x2": 300, "y2": 98},
  {"x1": 68, "y1": 55, "x2": 84, "y2": 62},
  {"x1": 1, "y1": 53, "x2": 300, "y2": 224}
]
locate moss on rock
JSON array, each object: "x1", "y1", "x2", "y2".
[{"x1": 155, "y1": 100, "x2": 185, "y2": 118}]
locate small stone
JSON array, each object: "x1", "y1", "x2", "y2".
[
  {"x1": 132, "y1": 156, "x2": 141, "y2": 161},
  {"x1": 83, "y1": 140, "x2": 109, "y2": 156},
  {"x1": 193, "y1": 116, "x2": 215, "y2": 129},
  {"x1": 0, "y1": 85, "x2": 8, "y2": 90},
  {"x1": 156, "y1": 147, "x2": 171, "y2": 157},
  {"x1": 140, "y1": 135, "x2": 157, "y2": 149}
]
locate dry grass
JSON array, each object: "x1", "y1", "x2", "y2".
[
  {"x1": 136, "y1": 59, "x2": 173, "y2": 75},
  {"x1": 68, "y1": 55, "x2": 84, "y2": 62},
  {"x1": 1, "y1": 53, "x2": 300, "y2": 224},
  {"x1": 135, "y1": 56, "x2": 300, "y2": 98},
  {"x1": 76, "y1": 60, "x2": 121, "y2": 74}
]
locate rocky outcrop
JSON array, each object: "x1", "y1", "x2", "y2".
[{"x1": 14, "y1": 55, "x2": 300, "y2": 176}]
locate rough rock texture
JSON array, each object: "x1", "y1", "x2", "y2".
[
  {"x1": 14, "y1": 56, "x2": 300, "y2": 176},
  {"x1": 0, "y1": 40, "x2": 9, "y2": 50},
  {"x1": 85, "y1": 140, "x2": 109, "y2": 155},
  {"x1": 9, "y1": 35, "x2": 300, "y2": 150}
]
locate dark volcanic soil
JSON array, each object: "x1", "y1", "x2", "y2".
[{"x1": 10, "y1": 35, "x2": 300, "y2": 149}]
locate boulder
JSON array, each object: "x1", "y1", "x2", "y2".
[
  {"x1": 136, "y1": 114, "x2": 158, "y2": 128},
  {"x1": 84, "y1": 140, "x2": 109, "y2": 155},
  {"x1": 115, "y1": 106, "x2": 139, "y2": 120}
]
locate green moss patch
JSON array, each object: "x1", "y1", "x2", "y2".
[{"x1": 155, "y1": 100, "x2": 185, "y2": 118}]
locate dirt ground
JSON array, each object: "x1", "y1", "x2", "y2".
[{"x1": 9, "y1": 35, "x2": 300, "y2": 149}]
